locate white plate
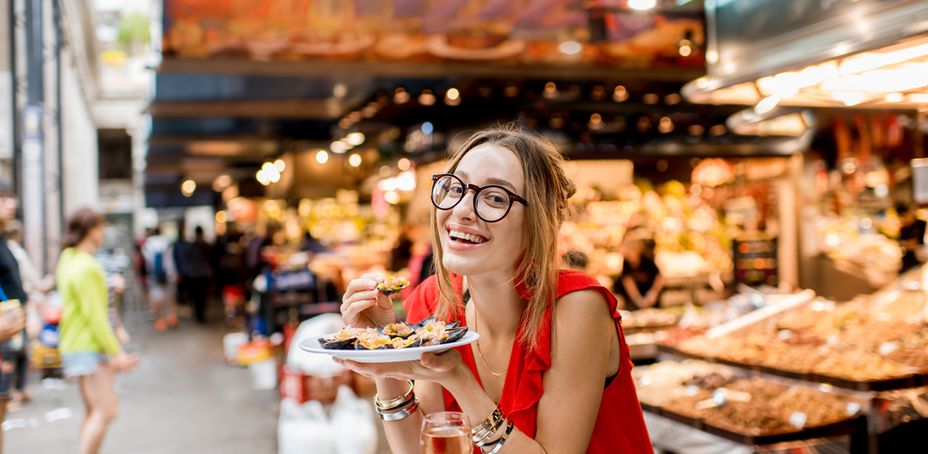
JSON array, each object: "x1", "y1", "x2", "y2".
[{"x1": 299, "y1": 331, "x2": 479, "y2": 363}]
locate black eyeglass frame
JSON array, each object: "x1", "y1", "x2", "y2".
[{"x1": 430, "y1": 173, "x2": 528, "y2": 223}]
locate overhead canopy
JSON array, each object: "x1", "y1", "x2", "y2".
[
  {"x1": 147, "y1": 1, "x2": 803, "y2": 208},
  {"x1": 683, "y1": 0, "x2": 928, "y2": 109}
]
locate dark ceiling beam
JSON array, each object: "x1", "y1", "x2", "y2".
[
  {"x1": 148, "y1": 98, "x2": 357, "y2": 119},
  {"x1": 158, "y1": 57, "x2": 705, "y2": 83}
]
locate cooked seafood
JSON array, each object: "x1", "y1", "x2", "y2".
[
  {"x1": 319, "y1": 319, "x2": 467, "y2": 351},
  {"x1": 382, "y1": 322, "x2": 415, "y2": 338},
  {"x1": 378, "y1": 276, "x2": 411, "y2": 295}
]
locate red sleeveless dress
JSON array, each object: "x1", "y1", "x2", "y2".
[{"x1": 404, "y1": 271, "x2": 653, "y2": 454}]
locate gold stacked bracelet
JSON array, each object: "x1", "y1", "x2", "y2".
[
  {"x1": 374, "y1": 380, "x2": 415, "y2": 411},
  {"x1": 471, "y1": 407, "x2": 505, "y2": 445},
  {"x1": 480, "y1": 420, "x2": 515, "y2": 454},
  {"x1": 373, "y1": 380, "x2": 418, "y2": 422}
]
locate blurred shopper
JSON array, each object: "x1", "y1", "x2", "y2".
[
  {"x1": 897, "y1": 203, "x2": 926, "y2": 273},
  {"x1": 614, "y1": 237, "x2": 664, "y2": 310},
  {"x1": 299, "y1": 229, "x2": 329, "y2": 255},
  {"x1": 172, "y1": 221, "x2": 191, "y2": 308},
  {"x1": 214, "y1": 226, "x2": 246, "y2": 317},
  {"x1": 58, "y1": 208, "x2": 138, "y2": 454},
  {"x1": 5, "y1": 220, "x2": 47, "y2": 409},
  {"x1": 0, "y1": 308, "x2": 25, "y2": 454},
  {"x1": 389, "y1": 225, "x2": 415, "y2": 272},
  {"x1": 245, "y1": 223, "x2": 276, "y2": 301},
  {"x1": 179, "y1": 226, "x2": 213, "y2": 324},
  {"x1": 0, "y1": 183, "x2": 26, "y2": 453},
  {"x1": 142, "y1": 227, "x2": 178, "y2": 331}
]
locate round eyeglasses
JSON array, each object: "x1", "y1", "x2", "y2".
[{"x1": 431, "y1": 173, "x2": 527, "y2": 223}]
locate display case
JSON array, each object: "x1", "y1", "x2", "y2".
[{"x1": 650, "y1": 265, "x2": 928, "y2": 452}]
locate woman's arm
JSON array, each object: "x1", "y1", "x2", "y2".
[
  {"x1": 378, "y1": 378, "x2": 445, "y2": 454},
  {"x1": 643, "y1": 274, "x2": 665, "y2": 307},
  {"x1": 83, "y1": 267, "x2": 122, "y2": 356},
  {"x1": 447, "y1": 290, "x2": 615, "y2": 454},
  {"x1": 622, "y1": 276, "x2": 644, "y2": 307}
]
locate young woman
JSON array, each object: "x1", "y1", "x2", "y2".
[
  {"x1": 57, "y1": 208, "x2": 138, "y2": 454},
  {"x1": 339, "y1": 127, "x2": 652, "y2": 453}
]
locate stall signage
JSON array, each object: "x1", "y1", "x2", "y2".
[{"x1": 732, "y1": 235, "x2": 778, "y2": 287}]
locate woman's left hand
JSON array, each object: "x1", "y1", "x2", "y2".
[{"x1": 335, "y1": 349, "x2": 465, "y2": 386}]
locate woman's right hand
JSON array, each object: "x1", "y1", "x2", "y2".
[
  {"x1": 341, "y1": 273, "x2": 396, "y2": 328},
  {"x1": 111, "y1": 351, "x2": 139, "y2": 372}
]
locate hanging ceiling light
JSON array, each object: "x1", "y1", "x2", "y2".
[
  {"x1": 331, "y1": 141, "x2": 349, "y2": 154},
  {"x1": 181, "y1": 179, "x2": 196, "y2": 197},
  {"x1": 445, "y1": 88, "x2": 461, "y2": 106},
  {"x1": 613, "y1": 85, "x2": 629, "y2": 102},
  {"x1": 628, "y1": 0, "x2": 657, "y2": 12},
  {"x1": 347, "y1": 132, "x2": 365, "y2": 146},
  {"x1": 349, "y1": 153, "x2": 362, "y2": 168},
  {"x1": 315, "y1": 150, "x2": 329, "y2": 164},
  {"x1": 418, "y1": 89, "x2": 436, "y2": 106}
]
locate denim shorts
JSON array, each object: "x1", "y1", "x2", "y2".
[{"x1": 62, "y1": 352, "x2": 108, "y2": 377}]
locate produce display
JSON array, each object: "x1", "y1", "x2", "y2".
[
  {"x1": 621, "y1": 308, "x2": 681, "y2": 330},
  {"x1": 670, "y1": 289, "x2": 928, "y2": 385},
  {"x1": 320, "y1": 318, "x2": 468, "y2": 351},
  {"x1": 634, "y1": 361, "x2": 864, "y2": 438}
]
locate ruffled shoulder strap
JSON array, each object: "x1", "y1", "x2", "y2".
[
  {"x1": 555, "y1": 270, "x2": 622, "y2": 322},
  {"x1": 505, "y1": 270, "x2": 624, "y2": 438}
]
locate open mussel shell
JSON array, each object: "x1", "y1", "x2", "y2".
[
  {"x1": 443, "y1": 327, "x2": 468, "y2": 344},
  {"x1": 444, "y1": 321, "x2": 461, "y2": 329},
  {"x1": 354, "y1": 335, "x2": 394, "y2": 350},
  {"x1": 380, "y1": 322, "x2": 415, "y2": 338},
  {"x1": 416, "y1": 316, "x2": 438, "y2": 328},
  {"x1": 320, "y1": 337, "x2": 356, "y2": 350},
  {"x1": 354, "y1": 342, "x2": 392, "y2": 350}
]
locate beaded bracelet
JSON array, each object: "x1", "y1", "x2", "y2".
[
  {"x1": 480, "y1": 420, "x2": 514, "y2": 454},
  {"x1": 377, "y1": 398, "x2": 420, "y2": 422},
  {"x1": 374, "y1": 380, "x2": 415, "y2": 411},
  {"x1": 472, "y1": 408, "x2": 505, "y2": 445}
]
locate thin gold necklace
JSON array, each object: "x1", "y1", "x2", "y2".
[{"x1": 469, "y1": 294, "x2": 506, "y2": 377}]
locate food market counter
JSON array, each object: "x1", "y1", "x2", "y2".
[
  {"x1": 645, "y1": 265, "x2": 928, "y2": 451},
  {"x1": 634, "y1": 360, "x2": 868, "y2": 453}
]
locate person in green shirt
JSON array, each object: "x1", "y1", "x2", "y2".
[{"x1": 57, "y1": 208, "x2": 138, "y2": 454}]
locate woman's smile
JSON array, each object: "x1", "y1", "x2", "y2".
[{"x1": 446, "y1": 224, "x2": 490, "y2": 251}]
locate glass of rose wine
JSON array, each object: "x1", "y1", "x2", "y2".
[{"x1": 420, "y1": 411, "x2": 471, "y2": 454}]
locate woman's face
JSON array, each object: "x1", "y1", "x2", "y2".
[
  {"x1": 0, "y1": 196, "x2": 17, "y2": 222},
  {"x1": 88, "y1": 224, "x2": 105, "y2": 249},
  {"x1": 436, "y1": 143, "x2": 526, "y2": 278}
]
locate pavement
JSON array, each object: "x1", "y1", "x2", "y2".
[{"x1": 4, "y1": 313, "x2": 279, "y2": 453}]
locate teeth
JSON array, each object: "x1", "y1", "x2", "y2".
[{"x1": 449, "y1": 230, "x2": 486, "y2": 244}]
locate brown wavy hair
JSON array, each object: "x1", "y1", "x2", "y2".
[
  {"x1": 431, "y1": 125, "x2": 576, "y2": 353},
  {"x1": 62, "y1": 208, "x2": 105, "y2": 249}
]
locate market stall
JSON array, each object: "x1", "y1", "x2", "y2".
[{"x1": 648, "y1": 264, "x2": 928, "y2": 452}]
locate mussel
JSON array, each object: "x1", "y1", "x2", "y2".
[
  {"x1": 444, "y1": 327, "x2": 468, "y2": 343},
  {"x1": 320, "y1": 337, "x2": 356, "y2": 350},
  {"x1": 382, "y1": 322, "x2": 415, "y2": 338},
  {"x1": 378, "y1": 276, "x2": 411, "y2": 296}
]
